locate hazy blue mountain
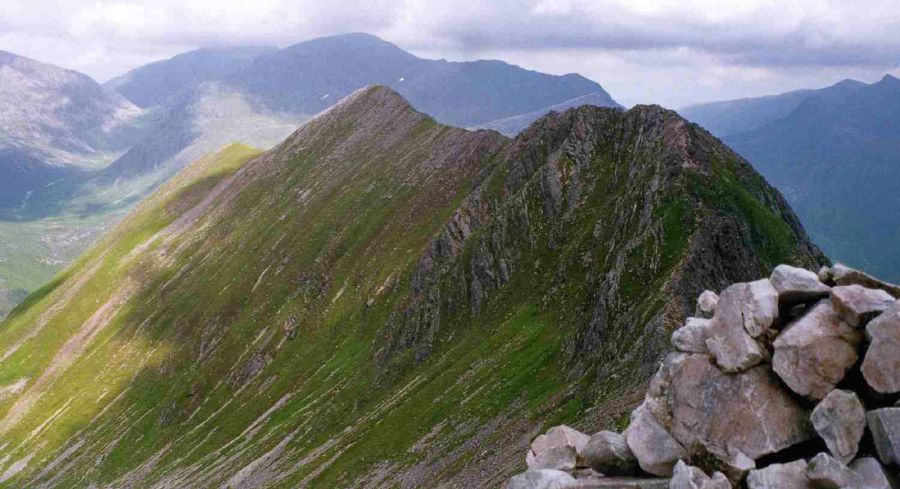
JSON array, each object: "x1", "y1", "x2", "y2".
[
  {"x1": 716, "y1": 74, "x2": 900, "y2": 280},
  {"x1": 101, "y1": 32, "x2": 619, "y2": 179},
  {"x1": 104, "y1": 46, "x2": 277, "y2": 108},
  {"x1": 226, "y1": 33, "x2": 617, "y2": 127},
  {"x1": 680, "y1": 78, "x2": 866, "y2": 136}
]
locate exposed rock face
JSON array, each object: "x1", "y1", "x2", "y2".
[
  {"x1": 868, "y1": 408, "x2": 900, "y2": 466},
  {"x1": 746, "y1": 460, "x2": 813, "y2": 489},
  {"x1": 811, "y1": 389, "x2": 866, "y2": 464},
  {"x1": 848, "y1": 458, "x2": 895, "y2": 489},
  {"x1": 529, "y1": 425, "x2": 590, "y2": 471},
  {"x1": 510, "y1": 263, "x2": 900, "y2": 489},
  {"x1": 665, "y1": 353, "x2": 811, "y2": 464},
  {"x1": 705, "y1": 282, "x2": 772, "y2": 372},
  {"x1": 507, "y1": 469, "x2": 577, "y2": 489},
  {"x1": 831, "y1": 285, "x2": 895, "y2": 327},
  {"x1": 696, "y1": 291, "x2": 719, "y2": 319},
  {"x1": 806, "y1": 453, "x2": 863, "y2": 489},
  {"x1": 770, "y1": 264, "x2": 831, "y2": 306},
  {"x1": 772, "y1": 300, "x2": 862, "y2": 399},
  {"x1": 530, "y1": 445, "x2": 578, "y2": 471},
  {"x1": 581, "y1": 431, "x2": 639, "y2": 475},
  {"x1": 625, "y1": 404, "x2": 688, "y2": 477},
  {"x1": 830, "y1": 264, "x2": 900, "y2": 298},
  {"x1": 670, "y1": 461, "x2": 730, "y2": 489},
  {"x1": 862, "y1": 301, "x2": 900, "y2": 394},
  {"x1": 671, "y1": 318, "x2": 712, "y2": 354}
]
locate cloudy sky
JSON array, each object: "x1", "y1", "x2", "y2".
[{"x1": 2, "y1": 0, "x2": 899, "y2": 107}]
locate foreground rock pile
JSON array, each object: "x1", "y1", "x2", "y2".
[{"x1": 508, "y1": 264, "x2": 900, "y2": 488}]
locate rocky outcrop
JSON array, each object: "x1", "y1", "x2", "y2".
[
  {"x1": 508, "y1": 263, "x2": 900, "y2": 489},
  {"x1": 581, "y1": 431, "x2": 639, "y2": 475},
  {"x1": 772, "y1": 300, "x2": 862, "y2": 399},
  {"x1": 811, "y1": 389, "x2": 866, "y2": 464},
  {"x1": 862, "y1": 301, "x2": 900, "y2": 394},
  {"x1": 868, "y1": 408, "x2": 900, "y2": 467},
  {"x1": 746, "y1": 460, "x2": 812, "y2": 489},
  {"x1": 831, "y1": 285, "x2": 895, "y2": 327}
]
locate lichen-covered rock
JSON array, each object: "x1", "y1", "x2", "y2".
[
  {"x1": 831, "y1": 263, "x2": 900, "y2": 298},
  {"x1": 811, "y1": 389, "x2": 866, "y2": 464},
  {"x1": 770, "y1": 264, "x2": 830, "y2": 306},
  {"x1": 806, "y1": 452, "x2": 864, "y2": 489},
  {"x1": 664, "y1": 353, "x2": 811, "y2": 466},
  {"x1": 746, "y1": 460, "x2": 813, "y2": 489},
  {"x1": 696, "y1": 291, "x2": 719, "y2": 319},
  {"x1": 862, "y1": 301, "x2": 900, "y2": 394},
  {"x1": 705, "y1": 282, "x2": 772, "y2": 372},
  {"x1": 581, "y1": 431, "x2": 639, "y2": 475},
  {"x1": 507, "y1": 469, "x2": 577, "y2": 489},
  {"x1": 831, "y1": 285, "x2": 895, "y2": 327},
  {"x1": 672, "y1": 318, "x2": 712, "y2": 354},
  {"x1": 848, "y1": 457, "x2": 895, "y2": 489},
  {"x1": 625, "y1": 404, "x2": 688, "y2": 477},
  {"x1": 867, "y1": 408, "x2": 900, "y2": 467},
  {"x1": 772, "y1": 300, "x2": 862, "y2": 399}
]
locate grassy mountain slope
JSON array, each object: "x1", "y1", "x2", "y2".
[
  {"x1": 0, "y1": 87, "x2": 824, "y2": 488},
  {"x1": 723, "y1": 74, "x2": 900, "y2": 280},
  {"x1": 0, "y1": 34, "x2": 619, "y2": 320}
]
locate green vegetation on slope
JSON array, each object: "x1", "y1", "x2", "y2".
[{"x1": 0, "y1": 89, "x2": 824, "y2": 488}]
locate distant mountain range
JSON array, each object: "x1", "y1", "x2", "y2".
[
  {"x1": 0, "y1": 33, "x2": 620, "y2": 317},
  {"x1": 682, "y1": 74, "x2": 900, "y2": 281},
  {"x1": 0, "y1": 86, "x2": 823, "y2": 487}
]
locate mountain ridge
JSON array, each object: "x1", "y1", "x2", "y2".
[{"x1": 0, "y1": 86, "x2": 825, "y2": 487}]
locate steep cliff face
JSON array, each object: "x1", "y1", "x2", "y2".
[{"x1": 0, "y1": 87, "x2": 823, "y2": 488}]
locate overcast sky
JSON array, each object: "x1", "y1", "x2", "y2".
[{"x1": 2, "y1": 0, "x2": 899, "y2": 107}]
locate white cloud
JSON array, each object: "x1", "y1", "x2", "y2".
[{"x1": 1, "y1": 0, "x2": 898, "y2": 107}]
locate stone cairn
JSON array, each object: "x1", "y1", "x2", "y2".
[{"x1": 508, "y1": 264, "x2": 900, "y2": 489}]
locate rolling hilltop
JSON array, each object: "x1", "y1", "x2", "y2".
[{"x1": 0, "y1": 87, "x2": 823, "y2": 487}]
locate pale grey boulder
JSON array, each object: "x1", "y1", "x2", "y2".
[
  {"x1": 831, "y1": 285, "x2": 895, "y2": 327},
  {"x1": 670, "y1": 460, "x2": 708, "y2": 489},
  {"x1": 806, "y1": 452, "x2": 864, "y2": 489},
  {"x1": 818, "y1": 266, "x2": 834, "y2": 284},
  {"x1": 696, "y1": 291, "x2": 719, "y2": 319},
  {"x1": 772, "y1": 300, "x2": 862, "y2": 399},
  {"x1": 529, "y1": 445, "x2": 578, "y2": 471},
  {"x1": 848, "y1": 457, "x2": 896, "y2": 489},
  {"x1": 811, "y1": 389, "x2": 866, "y2": 464},
  {"x1": 705, "y1": 282, "x2": 773, "y2": 372},
  {"x1": 625, "y1": 403, "x2": 688, "y2": 477},
  {"x1": 581, "y1": 430, "x2": 639, "y2": 475},
  {"x1": 770, "y1": 264, "x2": 831, "y2": 305},
  {"x1": 868, "y1": 408, "x2": 900, "y2": 466},
  {"x1": 672, "y1": 318, "x2": 712, "y2": 354},
  {"x1": 664, "y1": 354, "x2": 811, "y2": 469},
  {"x1": 862, "y1": 301, "x2": 900, "y2": 394},
  {"x1": 529, "y1": 425, "x2": 590, "y2": 469},
  {"x1": 507, "y1": 469, "x2": 577, "y2": 489},
  {"x1": 831, "y1": 263, "x2": 900, "y2": 298},
  {"x1": 669, "y1": 460, "x2": 731, "y2": 489},
  {"x1": 746, "y1": 460, "x2": 813, "y2": 489}
]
